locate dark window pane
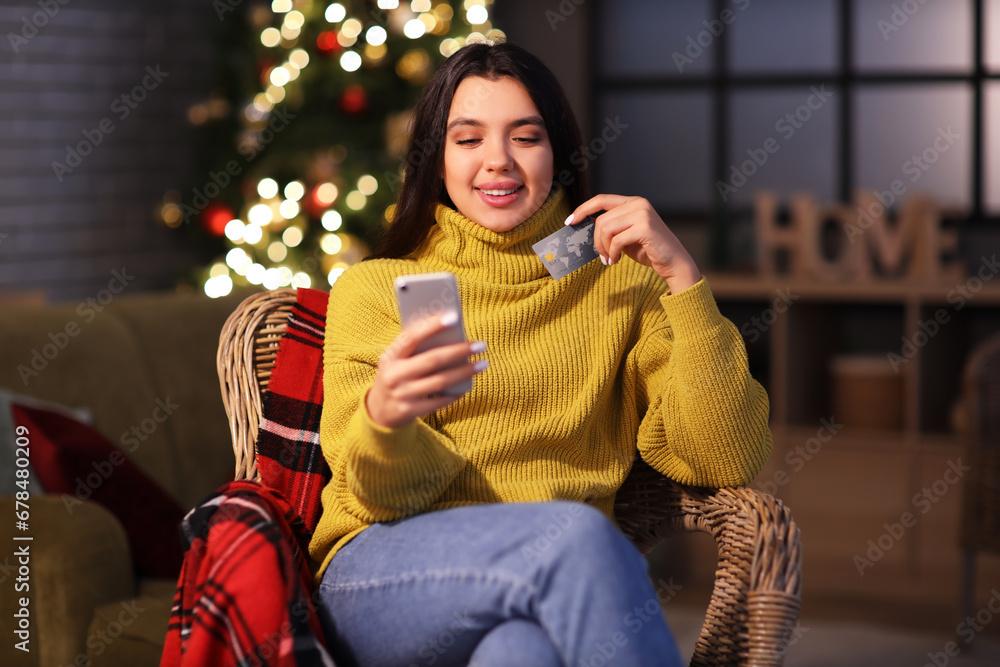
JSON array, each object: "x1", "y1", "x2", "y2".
[
  {"x1": 730, "y1": 0, "x2": 837, "y2": 73},
  {"x1": 854, "y1": 85, "x2": 972, "y2": 211},
  {"x1": 595, "y1": 92, "x2": 713, "y2": 210},
  {"x1": 853, "y1": 0, "x2": 972, "y2": 72},
  {"x1": 724, "y1": 87, "x2": 838, "y2": 206},
  {"x1": 598, "y1": 0, "x2": 714, "y2": 77}
]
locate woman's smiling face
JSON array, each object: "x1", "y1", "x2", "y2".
[{"x1": 442, "y1": 76, "x2": 555, "y2": 232}]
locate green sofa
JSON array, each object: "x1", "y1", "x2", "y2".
[{"x1": 0, "y1": 287, "x2": 254, "y2": 667}]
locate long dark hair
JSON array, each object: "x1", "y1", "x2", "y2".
[{"x1": 366, "y1": 42, "x2": 589, "y2": 261}]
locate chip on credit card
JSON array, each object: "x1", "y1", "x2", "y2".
[{"x1": 532, "y1": 216, "x2": 600, "y2": 280}]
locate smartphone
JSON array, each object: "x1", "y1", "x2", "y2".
[{"x1": 393, "y1": 271, "x2": 472, "y2": 396}]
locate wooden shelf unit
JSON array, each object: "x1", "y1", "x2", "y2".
[{"x1": 698, "y1": 272, "x2": 1000, "y2": 620}]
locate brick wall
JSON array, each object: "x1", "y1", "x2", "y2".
[{"x1": 0, "y1": 0, "x2": 221, "y2": 301}]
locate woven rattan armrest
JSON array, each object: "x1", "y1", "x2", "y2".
[{"x1": 217, "y1": 288, "x2": 802, "y2": 666}]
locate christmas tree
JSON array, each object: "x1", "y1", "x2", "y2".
[{"x1": 159, "y1": 0, "x2": 500, "y2": 297}]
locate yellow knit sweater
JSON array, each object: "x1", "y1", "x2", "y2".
[{"x1": 308, "y1": 188, "x2": 772, "y2": 578}]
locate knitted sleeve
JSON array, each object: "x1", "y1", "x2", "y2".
[
  {"x1": 319, "y1": 263, "x2": 468, "y2": 523},
  {"x1": 630, "y1": 277, "x2": 772, "y2": 487}
]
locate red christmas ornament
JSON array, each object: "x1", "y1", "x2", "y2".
[
  {"x1": 317, "y1": 31, "x2": 342, "y2": 56},
  {"x1": 201, "y1": 202, "x2": 233, "y2": 237},
  {"x1": 340, "y1": 84, "x2": 368, "y2": 115}
]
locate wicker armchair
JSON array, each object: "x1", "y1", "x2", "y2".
[{"x1": 217, "y1": 288, "x2": 803, "y2": 667}]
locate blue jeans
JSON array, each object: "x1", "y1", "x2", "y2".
[{"x1": 316, "y1": 501, "x2": 683, "y2": 667}]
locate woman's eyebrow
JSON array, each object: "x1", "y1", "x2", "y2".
[{"x1": 446, "y1": 116, "x2": 546, "y2": 132}]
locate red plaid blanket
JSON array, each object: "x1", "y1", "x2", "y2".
[
  {"x1": 161, "y1": 289, "x2": 334, "y2": 666},
  {"x1": 255, "y1": 288, "x2": 332, "y2": 534}
]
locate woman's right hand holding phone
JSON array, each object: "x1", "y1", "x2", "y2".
[{"x1": 365, "y1": 313, "x2": 488, "y2": 429}]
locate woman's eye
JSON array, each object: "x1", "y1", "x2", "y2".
[
  {"x1": 514, "y1": 136, "x2": 540, "y2": 144},
  {"x1": 455, "y1": 138, "x2": 480, "y2": 146}
]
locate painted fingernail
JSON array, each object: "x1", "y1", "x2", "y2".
[
  {"x1": 473, "y1": 359, "x2": 489, "y2": 372},
  {"x1": 599, "y1": 254, "x2": 608, "y2": 265},
  {"x1": 609, "y1": 256, "x2": 616, "y2": 266},
  {"x1": 470, "y1": 340, "x2": 487, "y2": 353},
  {"x1": 440, "y1": 312, "x2": 458, "y2": 327},
  {"x1": 564, "y1": 213, "x2": 575, "y2": 226}
]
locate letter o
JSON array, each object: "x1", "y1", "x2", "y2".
[
  {"x1": 795, "y1": 106, "x2": 812, "y2": 123},
  {"x1": 878, "y1": 534, "x2": 894, "y2": 551},
  {"x1": 913, "y1": 330, "x2": 928, "y2": 348},
  {"x1": 968, "y1": 277, "x2": 983, "y2": 292},
  {"x1": 76, "y1": 140, "x2": 93, "y2": 157},
  {"x1": 922, "y1": 147, "x2": 939, "y2": 165},
  {"x1": 42, "y1": 342, "x2": 59, "y2": 360},
  {"x1": 259, "y1": 128, "x2": 275, "y2": 144},
  {"x1": 545, "y1": 524, "x2": 562, "y2": 541},
  {"x1": 805, "y1": 437, "x2": 822, "y2": 454},
  {"x1": 141, "y1": 418, "x2": 157, "y2": 434},
  {"x1": 932, "y1": 479, "x2": 948, "y2": 497},
  {"x1": 761, "y1": 309, "x2": 777, "y2": 325},
  {"x1": 439, "y1": 631, "x2": 455, "y2": 648},
  {"x1": 87, "y1": 472, "x2": 102, "y2": 487},
  {"x1": 978, "y1": 609, "x2": 992, "y2": 627},
  {"x1": 97, "y1": 289, "x2": 114, "y2": 305},
  {"x1": 131, "y1": 86, "x2": 148, "y2": 103},
  {"x1": 203, "y1": 182, "x2": 220, "y2": 200},
  {"x1": 741, "y1": 160, "x2": 758, "y2": 177},
  {"x1": 697, "y1": 30, "x2": 712, "y2": 47},
  {"x1": 106, "y1": 620, "x2": 123, "y2": 639}
]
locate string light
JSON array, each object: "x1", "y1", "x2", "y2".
[
  {"x1": 328, "y1": 267, "x2": 346, "y2": 285},
  {"x1": 322, "y1": 210, "x2": 343, "y2": 231},
  {"x1": 271, "y1": 0, "x2": 292, "y2": 12},
  {"x1": 243, "y1": 223, "x2": 264, "y2": 244},
  {"x1": 292, "y1": 272, "x2": 312, "y2": 288},
  {"x1": 224, "y1": 219, "x2": 246, "y2": 241},
  {"x1": 258, "y1": 178, "x2": 279, "y2": 199},
  {"x1": 341, "y1": 51, "x2": 362, "y2": 71},
  {"x1": 282, "y1": 226, "x2": 304, "y2": 246},
  {"x1": 284, "y1": 180, "x2": 305, "y2": 201},
  {"x1": 321, "y1": 233, "x2": 343, "y2": 254},
  {"x1": 261, "y1": 28, "x2": 281, "y2": 47},
  {"x1": 345, "y1": 191, "x2": 366, "y2": 210},
  {"x1": 366, "y1": 25, "x2": 387, "y2": 46},
  {"x1": 246, "y1": 263, "x2": 266, "y2": 284},
  {"x1": 377, "y1": 0, "x2": 399, "y2": 8},
  {"x1": 279, "y1": 199, "x2": 300, "y2": 219},
  {"x1": 316, "y1": 182, "x2": 339, "y2": 205},
  {"x1": 466, "y1": 5, "x2": 488, "y2": 25},
  {"x1": 358, "y1": 175, "x2": 378, "y2": 195},
  {"x1": 325, "y1": 3, "x2": 346, "y2": 22},
  {"x1": 267, "y1": 241, "x2": 288, "y2": 262},
  {"x1": 411, "y1": 0, "x2": 432, "y2": 11},
  {"x1": 404, "y1": 18, "x2": 426, "y2": 38},
  {"x1": 249, "y1": 203, "x2": 274, "y2": 225}
]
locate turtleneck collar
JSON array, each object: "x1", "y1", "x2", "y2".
[{"x1": 414, "y1": 187, "x2": 571, "y2": 285}]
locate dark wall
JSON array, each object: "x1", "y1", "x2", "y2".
[{"x1": 0, "y1": 0, "x2": 218, "y2": 302}]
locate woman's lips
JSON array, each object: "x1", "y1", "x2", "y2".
[{"x1": 475, "y1": 185, "x2": 523, "y2": 207}]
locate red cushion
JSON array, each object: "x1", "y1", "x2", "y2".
[{"x1": 13, "y1": 403, "x2": 185, "y2": 578}]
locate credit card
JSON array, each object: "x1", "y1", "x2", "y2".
[{"x1": 532, "y1": 216, "x2": 599, "y2": 280}]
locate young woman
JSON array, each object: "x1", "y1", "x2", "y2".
[{"x1": 310, "y1": 42, "x2": 772, "y2": 667}]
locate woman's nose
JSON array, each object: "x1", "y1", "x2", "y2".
[{"x1": 484, "y1": 140, "x2": 513, "y2": 172}]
